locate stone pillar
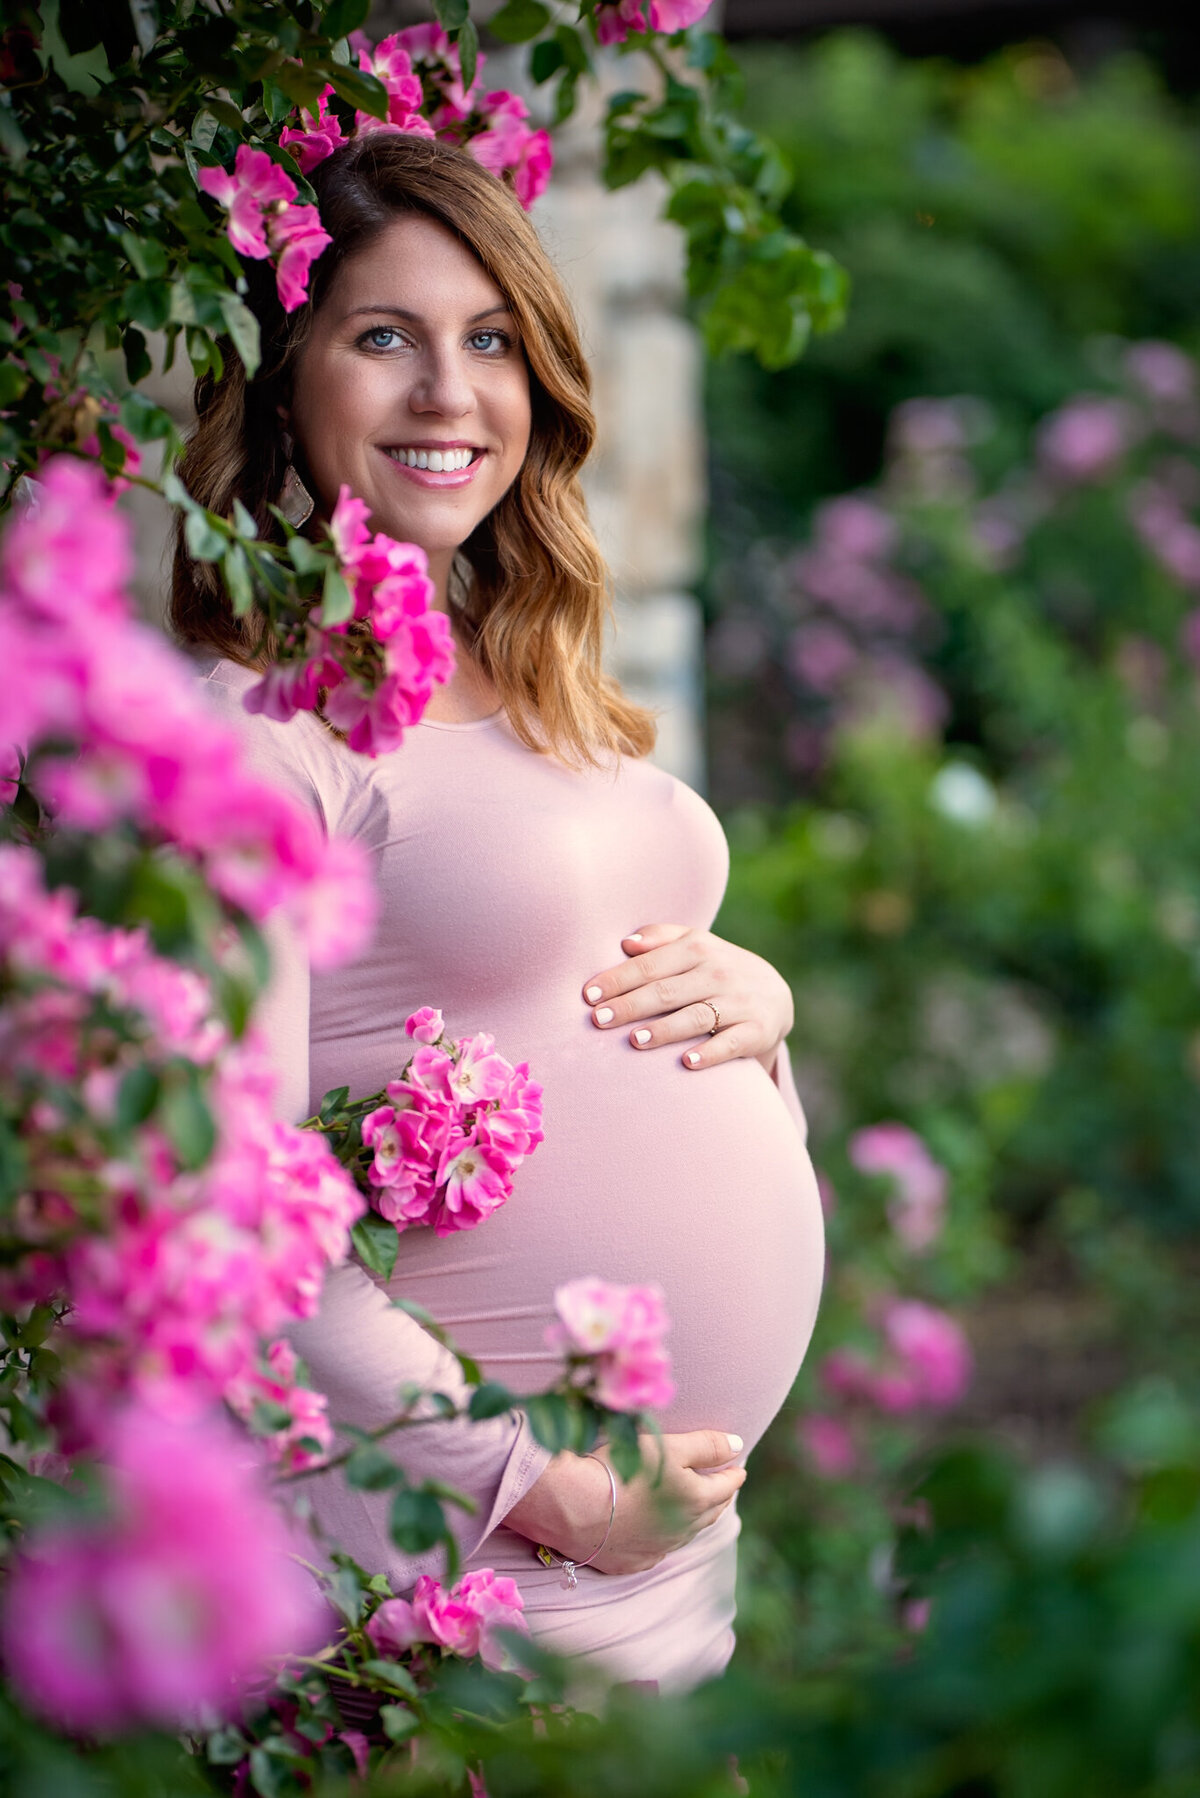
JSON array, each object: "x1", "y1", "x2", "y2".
[{"x1": 532, "y1": 88, "x2": 708, "y2": 789}]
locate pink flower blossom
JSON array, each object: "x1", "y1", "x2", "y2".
[
  {"x1": 594, "y1": 0, "x2": 713, "y2": 41},
  {"x1": 798, "y1": 1413, "x2": 857, "y2": 1478},
  {"x1": 366, "y1": 1595, "x2": 422, "y2": 1656},
  {"x1": 436, "y1": 1128, "x2": 512, "y2": 1232},
  {"x1": 197, "y1": 145, "x2": 295, "y2": 259},
  {"x1": 394, "y1": 24, "x2": 481, "y2": 128},
  {"x1": 355, "y1": 33, "x2": 424, "y2": 126},
  {"x1": 0, "y1": 1406, "x2": 323, "y2": 1734},
  {"x1": 270, "y1": 202, "x2": 335, "y2": 313},
  {"x1": 1036, "y1": 396, "x2": 1134, "y2": 485},
  {"x1": 849, "y1": 1121, "x2": 948, "y2": 1252},
  {"x1": 197, "y1": 146, "x2": 331, "y2": 312},
  {"x1": 280, "y1": 86, "x2": 347, "y2": 173},
  {"x1": 224, "y1": 1338, "x2": 332, "y2": 1472},
  {"x1": 787, "y1": 621, "x2": 858, "y2": 693},
  {"x1": 813, "y1": 494, "x2": 898, "y2": 564},
  {"x1": 1125, "y1": 340, "x2": 1195, "y2": 407},
  {"x1": 466, "y1": 92, "x2": 552, "y2": 210},
  {"x1": 881, "y1": 1300, "x2": 972, "y2": 1408},
  {"x1": 548, "y1": 1277, "x2": 675, "y2": 1412},
  {"x1": 405, "y1": 1006, "x2": 445, "y2": 1044}
]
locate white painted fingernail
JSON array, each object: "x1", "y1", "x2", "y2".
[
  {"x1": 595, "y1": 1007, "x2": 614, "y2": 1024},
  {"x1": 633, "y1": 1028, "x2": 651, "y2": 1045},
  {"x1": 584, "y1": 985, "x2": 603, "y2": 1003},
  {"x1": 625, "y1": 932, "x2": 643, "y2": 942},
  {"x1": 685, "y1": 1051, "x2": 701, "y2": 1067},
  {"x1": 727, "y1": 1434, "x2": 743, "y2": 1453}
]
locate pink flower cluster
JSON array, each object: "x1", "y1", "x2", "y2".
[
  {"x1": 198, "y1": 145, "x2": 332, "y2": 312},
  {"x1": 772, "y1": 492, "x2": 946, "y2": 773},
  {"x1": 2, "y1": 457, "x2": 378, "y2": 967},
  {"x1": 1036, "y1": 394, "x2": 1137, "y2": 486},
  {"x1": 367, "y1": 1568, "x2": 528, "y2": 1673},
  {"x1": 224, "y1": 1338, "x2": 334, "y2": 1473},
  {"x1": 248, "y1": 485, "x2": 454, "y2": 757},
  {"x1": 547, "y1": 1277, "x2": 675, "y2": 1412},
  {"x1": 1, "y1": 1405, "x2": 323, "y2": 1735},
  {"x1": 279, "y1": 29, "x2": 553, "y2": 212},
  {"x1": 359, "y1": 1010, "x2": 543, "y2": 1237},
  {"x1": 801, "y1": 1299, "x2": 971, "y2": 1480},
  {"x1": 848, "y1": 1121, "x2": 948, "y2": 1252},
  {"x1": 0, "y1": 848, "x2": 363, "y2": 1447},
  {"x1": 594, "y1": 0, "x2": 714, "y2": 43}
]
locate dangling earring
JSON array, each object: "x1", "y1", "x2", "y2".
[{"x1": 277, "y1": 431, "x2": 314, "y2": 528}]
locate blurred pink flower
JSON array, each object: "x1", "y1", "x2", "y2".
[
  {"x1": 1181, "y1": 609, "x2": 1200, "y2": 672},
  {"x1": 882, "y1": 1299, "x2": 972, "y2": 1407},
  {"x1": 1, "y1": 1406, "x2": 323, "y2": 1734},
  {"x1": 224, "y1": 1338, "x2": 332, "y2": 1472},
  {"x1": 366, "y1": 1595, "x2": 422, "y2": 1656},
  {"x1": 548, "y1": 1277, "x2": 675, "y2": 1411},
  {"x1": 813, "y1": 495, "x2": 898, "y2": 564},
  {"x1": 595, "y1": 0, "x2": 714, "y2": 42},
  {"x1": 849, "y1": 1121, "x2": 948, "y2": 1252},
  {"x1": 787, "y1": 621, "x2": 858, "y2": 693},
  {"x1": 797, "y1": 1412, "x2": 857, "y2": 1478},
  {"x1": 1036, "y1": 396, "x2": 1134, "y2": 484},
  {"x1": 1124, "y1": 340, "x2": 1195, "y2": 407}
]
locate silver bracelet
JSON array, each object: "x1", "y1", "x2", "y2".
[{"x1": 534, "y1": 1453, "x2": 618, "y2": 1589}]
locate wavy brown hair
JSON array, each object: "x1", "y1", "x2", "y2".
[{"x1": 171, "y1": 132, "x2": 654, "y2": 764}]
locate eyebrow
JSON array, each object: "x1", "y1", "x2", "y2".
[{"x1": 342, "y1": 304, "x2": 514, "y2": 325}]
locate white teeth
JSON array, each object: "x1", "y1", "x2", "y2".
[{"x1": 389, "y1": 448, "x2": 475, "y2": 471}]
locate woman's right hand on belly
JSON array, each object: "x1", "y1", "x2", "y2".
[{"x1": 504, "y1": 1430, "x2": 745, "y2": 1576}]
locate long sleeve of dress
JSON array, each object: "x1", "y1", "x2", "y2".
[
  {"x1": 769, "y1": 1040, "x2": 809, "y2": 1143},
  {"x1": 200, "y1": 662, "x2": 552, "y2": 1588}
]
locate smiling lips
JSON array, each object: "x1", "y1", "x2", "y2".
[{"x1": 382, "y1": 443, "x2": 483, "y2": 487}]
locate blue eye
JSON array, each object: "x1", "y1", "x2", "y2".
[
  {"x1": 361, "y1": 326, "x2": 402, "y2": 351},
  {"x1": 469, "y1": 329, "x2": 510, "y2": 353}
]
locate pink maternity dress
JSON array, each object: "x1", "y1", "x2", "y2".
[{"x1": 201, "y1": 657, "x2": 825, "y2": 1691}]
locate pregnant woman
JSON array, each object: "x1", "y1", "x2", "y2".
[{"x1": 183, "y1": 134, "x2": 825, "y2": 1692}]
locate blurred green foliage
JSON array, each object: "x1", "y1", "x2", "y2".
[{"x1": 704, "y1": 31, "x2": 1200, "y2": 535}]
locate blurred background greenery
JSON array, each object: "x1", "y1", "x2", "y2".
[{"x1": 695, "y1": 19, "x2": 1200, "y2": 1794}]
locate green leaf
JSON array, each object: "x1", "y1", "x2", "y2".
[
  {"x1": 359, "y1": 1659, "x2": 420, "y2": 1699},
  {"x1": 318, "y1": 1084, "x2": 350, "y2": 1120},
  {"x1": 121, "y1": 230, "x2": 168, "y2": 280},
  {"x1": 205, "y1": 1726, "x2": 250, "y2": 1766},
  {"x1": 0, "y1": 361, "x2": 28, "y2": 408},
  {"x1": 322, "y1": 0, "x2": 372, "y2": 39},
  {"x1": 554, "y1": 22, "x2": 590, "y2": 75},
  {"x1": 219, "y1": 292, "x2": 261, "y2": 379},
  {"x1": 457, "y1": 18, "x2": 479, "y2": 93},
  {"x1": 605, "y1": 1408, "x2": 642, "y2": 1482},
  {"x1": 185, "y1": 508, "x2": 228, "y2": 562},
  {"x1": 190, "y1": 110, "x2": 220, "y2": 150},
  {"x1": 201, "y1": 96, "x2": 247, "y2": 132},
  {"x1": 530, "y1": 38, "x2": 565, "y2": 83},
  {"x1": 160, "y1": 1069, "x2": 216, "y2": 1170},
  {"x1": 116, "y1": 1064, "x2": 160, "y2": 1131},
  {"x1": 433, "y1": 0, "x2": 470, "y2": 28},
  {"x1": 223, "y1": 542, "x2": 254, "y2": 615},
  {"x1": 289, "y1": 535, "x2": 327, "y2": 576},
  {"x1": 487, "y1": 0, "x2": 549, "y2": 43},
  {"x1": 469, "y1": 1382, "x2": 515, "y2": 1421},
  {"x1": 328, "y1": 64, "x2": 389, "y2": 122},
  {"x1": 318, "y1": 566, "x2": 354, "y2": 626},
  {"x1": 553, "y1": 71, "x2": 578, "y2": 127},
  {"x1": 352, "y1": 1213, "x2": 399, "y2": 1281},
  {"x1": 379, "y1": 1705, "x2": 421, "y2": 1744},
  {"x1": 124, "y1": 278, "x2": 171, "y2": 331},
  {"x1": 388, "y1": 1486, "x2": 447, "y2": 1554},
  {"x1": 524, "y1": 1392, "x2": 574, "y2": 1454},
  {"x1": 345, "y1": 1444, "x2": 403, "y2": 1491},
  {"x1": 232, "y1": 498, "x2": 258, "y2": 540},
  {"x1": 120, "y1": 389, "x2": 174, "y2": 442},
  {"x1": 122, "y1": 326, "x2": 151, "y2": 385}
]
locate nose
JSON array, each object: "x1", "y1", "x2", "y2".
[{"x1": 409, "y1": 342, "x2": 476, "y2": 421}]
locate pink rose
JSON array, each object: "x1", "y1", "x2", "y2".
[
  {"x1": 882, "y1": 1300, "x2": 972, "y2": 1408},
  {"x1": 797, "y1": 1413, "x2": 857, "y2": 1478},
  {"x1": 548, "y1": 1277, "x2": 675, "y2": 1412},
  {"x1": 849, "y1": 1122, "x2": 948, "y2": 1252},
  {"x1": 405, "y1": 1006, "x2": 445, "y2": 1044},
  {"x1": 366, "y1": 1596, "x2": 425, "y2": 1656}
]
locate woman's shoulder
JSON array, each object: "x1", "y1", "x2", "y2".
[{"x1": 192, "y1": 652, "x2": 353, "y2": 829}]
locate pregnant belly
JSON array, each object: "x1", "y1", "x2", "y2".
[{"x1": 379, "y1": 1040, "x2": 825, "y2": 1454}]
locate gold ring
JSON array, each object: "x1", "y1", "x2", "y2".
[{"x1": 701, "y1": 998, "x2": 720, "y2": 1035}]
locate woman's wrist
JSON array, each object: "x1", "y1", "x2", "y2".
[{"x1": 503, "y1": 1449, "x2": 614, "y2": 1559}]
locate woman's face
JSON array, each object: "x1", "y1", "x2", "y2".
[{"x1": 289, "y1": 213, "x2": 532, "y2": 588}]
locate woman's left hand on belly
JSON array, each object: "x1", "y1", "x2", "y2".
[{"x1": 582, "y1": 923, "x2": 795, "y2": 1074}]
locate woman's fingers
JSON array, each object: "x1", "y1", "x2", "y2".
[
  {"x1": 582, "y1": 930, "x2": 701, "y2": 1014},
  {"x1": 673, "y1": 1428, "x2": 745, "y2": 1471}
]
